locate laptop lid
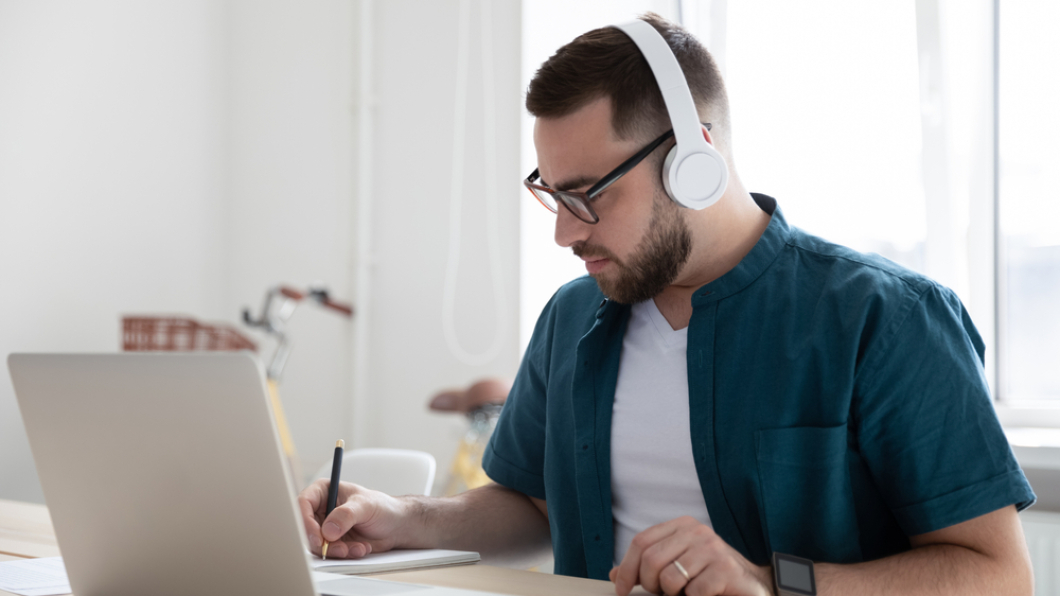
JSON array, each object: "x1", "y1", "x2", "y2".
[{"x1": 9, "y1": 352, "x2": 318, "y2": 596}]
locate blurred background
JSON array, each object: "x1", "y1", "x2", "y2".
[{"x1": 1, "y1": 0, "x2": 1057, "y2": 522}]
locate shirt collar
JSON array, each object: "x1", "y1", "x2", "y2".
[
  {"x1": 594, "y1": 193, "x2": 789, "y2": 315},
  {"x1": 691, "y1": 193, "x2": 790, "y2": 306}
]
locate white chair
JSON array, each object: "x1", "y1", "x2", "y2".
[{"x1": 313, "y1": 448, "x2": 437, "y2": 497}]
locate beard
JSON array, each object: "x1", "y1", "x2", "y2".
[{"x1": 572, "y1": 189, "x2": 692, "y2": 305}]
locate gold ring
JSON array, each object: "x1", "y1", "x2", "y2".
[{"x1": 673, "y1": 560, "x2": 691, "y2": 581}]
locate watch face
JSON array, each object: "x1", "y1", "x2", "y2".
[{"x1": 773, "y1": 553, "x2": 816, "y2": 596}]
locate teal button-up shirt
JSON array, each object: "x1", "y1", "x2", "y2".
[{"x1": 482, "y1": 194, "x2": 1035, "y2": 580}]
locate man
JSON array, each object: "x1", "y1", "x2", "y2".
[{"x1": 299, "y1": 14, "x2": 1036, "y2": 596}]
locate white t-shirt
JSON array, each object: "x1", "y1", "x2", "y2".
[{"x1": 611, "y1": 298, "x2": 712, "y2": 565}]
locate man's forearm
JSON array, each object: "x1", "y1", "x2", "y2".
[
  {"x1": 398, "y1": 483, "x2": 552, "y2": 567},
  {"x1": 814, "y1": 542, "x2": 1032, "y2": 596}
]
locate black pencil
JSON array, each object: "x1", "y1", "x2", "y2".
[{"x1": 322, "y1": 439, "x2": 344, "y2": 559}]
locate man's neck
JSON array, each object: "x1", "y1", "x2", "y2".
[{"x1": 653, "y1": 182, "x2": 770, "y2": 331}]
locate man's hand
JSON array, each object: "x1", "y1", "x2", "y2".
[
  {"x1": 610, "y1": 516, "x2": 772, "y2": 596},
  {"x1": 298, "y1": 479, "x2": 414, "y2": 559},
  {"x1": 298, "y1": 480, "x2": 550, "y2": 567}
]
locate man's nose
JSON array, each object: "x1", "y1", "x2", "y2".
[{"x1": 554, "y1": 203, "x2": 593, "y2": 248}]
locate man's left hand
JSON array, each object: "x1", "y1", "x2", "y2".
[{"x1": 610, "y1": 516, "x2": 773, "y2": 596}]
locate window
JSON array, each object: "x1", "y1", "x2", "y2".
[
  {"x1": 726, "y1": 1, "x2": 926, "y2": 273},
  {"x1": 999, "y1": 0, "x2": 1060, "y2": 403}
]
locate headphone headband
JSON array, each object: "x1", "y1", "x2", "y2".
[
  {"x1": 614, "y1": 20, "x2": 709, "y2": 153},
  {"x1": 613, "y1": 19, "x2": 728, "y2": 210}
]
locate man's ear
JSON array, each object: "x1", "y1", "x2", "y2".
[{"x1": 702, "y1": 124, "x2": 716, "y2": 146}]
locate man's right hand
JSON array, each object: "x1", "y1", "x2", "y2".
[{"x1": 298, "y1": 479, "x2": 419, "y2": 559}]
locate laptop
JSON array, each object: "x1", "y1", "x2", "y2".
[{"x1": 8, "y1": 352, "x2": 505, "y2": 596}]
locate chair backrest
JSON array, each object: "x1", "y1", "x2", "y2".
[{"x1": 313, "y1": 448, "x2": 437, "y2": 497}]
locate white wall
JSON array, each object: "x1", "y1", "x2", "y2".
[
  {"x1": 0, "y1": 1, "x2": 230, "y2": 502},
  {"x1": 225, "y1": 0, "x2": 357, "y2": 485},
  {"x1": 0, "y1": 0, "x2": 522, "y2": 502},
  {"x1": 356, "y1": 0, "x2": 523, "y2": 477}
]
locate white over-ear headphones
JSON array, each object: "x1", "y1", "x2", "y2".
[{"x1": 614, "y1": 20, "x2": 728, "y2": 210}]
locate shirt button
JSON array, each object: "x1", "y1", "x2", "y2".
[
  {"x1": 594, "y1": 535, "x2": 601, "y2": 541},
  {"x1": 582, "y1": 444, "x2": 589, "y2": 450}
]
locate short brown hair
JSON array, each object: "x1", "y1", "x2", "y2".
[{"x1": 526, "y1": 13, "x2": 730, "y2": 151}]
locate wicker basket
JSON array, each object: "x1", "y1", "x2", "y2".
[{"x1": 122, "y1": 316, "x2": 257, "y2": 352}]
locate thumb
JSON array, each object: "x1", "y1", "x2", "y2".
[{"x1": 322, "y1": 499, "x2": 370, "y2": 542}]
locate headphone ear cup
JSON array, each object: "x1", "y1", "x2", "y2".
[
  {"x1": 662, "y1": 139, "x2": 728, "y2": 210},
  {"x1": 661, "y1": 144, "x2": 681, "y2": 205}
]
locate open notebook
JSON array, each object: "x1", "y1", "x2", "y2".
[{"x1": 310, "y1": 549, "x2": 479, "y2": 575}]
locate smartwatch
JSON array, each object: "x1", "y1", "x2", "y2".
[{"x1": 772, "y1": 552, "x2": 816, "y2": 596}]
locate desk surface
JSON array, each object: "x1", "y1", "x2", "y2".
[
  {"x1": 0, "y1": 499, "x2": 60, "y2": 559},
  {"x1": 0, "y1": 499, "x2": 631, "y2": 596}
]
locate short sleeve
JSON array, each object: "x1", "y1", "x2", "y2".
[
  {"x1": 481, "y1": 297, "x2": 555, "y2": 500},
  {"x1": 854, "y1": 284, "x2": 1035, "y2": 536}
]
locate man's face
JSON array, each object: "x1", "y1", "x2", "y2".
[{"x1": 533, "y1": 98, "x2": 692, "y2": 304}]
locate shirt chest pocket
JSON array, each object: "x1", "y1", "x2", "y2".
[{"x1": 754, "y1": 423, "x2": 862, "y2": 563}]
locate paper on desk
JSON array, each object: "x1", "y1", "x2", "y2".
[
  {"x1": 310, "y1": 548, "x2": 479, "y2": 574},
  {"x1": 0, "y1": 557, "x2": 70, "y2": 596}
]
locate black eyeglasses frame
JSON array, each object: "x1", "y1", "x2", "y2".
[{"x1": 524, "y1": 123, "x2": 711, "y2": 225}]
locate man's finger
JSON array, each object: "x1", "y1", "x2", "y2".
[
  {"x1": 321, "y1": 539, "x2": 370, "y2": 560},
  {"x1": 614, "y1": 522, "x2": 681, "y2": 596},
  {"x1": 299, "y1": 496, "x2": 323, "y2": 549},
  {"x1": 661, "y1": 529, "x2": 734, "y2": 595},
  {"x1": 321, "y1": 497, "x2": 373, "y2": 542},
  {"x1": 323, "y1": 527, "x2": 392, "y2": 560},
  {"x1": 298, "y1": 481, "x2": 332, "y2": 550},
  {"x1": 302, "y1": 480, "x2": 330, "y2": 513},
  {"x1": 682, "y1": 552, "x2": 750, "y2": 596},
  {"x1": 659, "y1": 553, "x2": 709, "y2": 596},
  {"x1": 683, "y1": 560, "x2": 737, "y2": 596},
  {"x1": 637, "y1": 535, "x2": 693, "y2": 595}
]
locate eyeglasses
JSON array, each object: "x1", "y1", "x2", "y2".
[{"x1": 524, "y1": 123, "x2": 711, "y2": 225}]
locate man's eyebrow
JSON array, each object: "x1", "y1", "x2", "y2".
[{"x1": 541, "y1": 175, "x2": 598, "y2": 193}]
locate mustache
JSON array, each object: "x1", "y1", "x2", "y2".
[{"x1": 572, "y1": 242, "x2": 620, "y2": 264}]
